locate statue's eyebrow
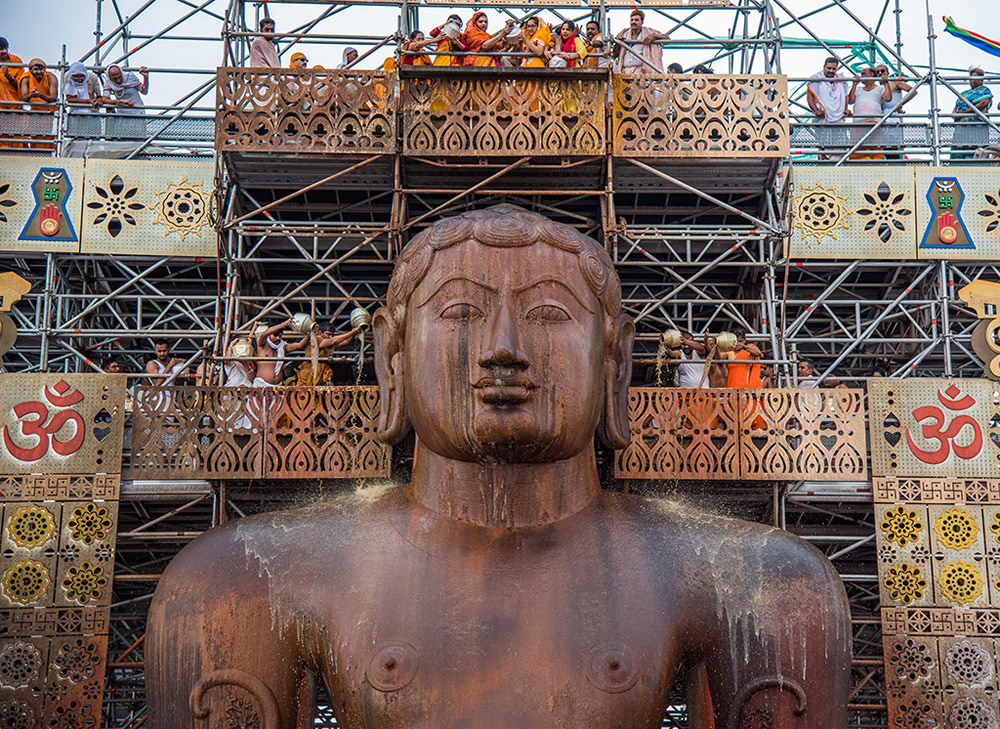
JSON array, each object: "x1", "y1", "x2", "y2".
[
  {"x1": 416, "y1": 276, "x2": 498, "y2": 307},
  {"x1": 514, "y1": 277, "x2": 595, "y2": 313}
]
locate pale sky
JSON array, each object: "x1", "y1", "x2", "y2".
[{"x1": 4, "y1": 0, "x2": 993, "y2": 115}]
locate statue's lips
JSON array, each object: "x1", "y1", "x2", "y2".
[{"x1": 472, "y1": 376, "x2": 537, "y2": 405}]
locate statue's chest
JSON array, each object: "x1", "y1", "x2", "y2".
[{"x1": 316, "y1": 552, "x2": 678, "y2": 729}]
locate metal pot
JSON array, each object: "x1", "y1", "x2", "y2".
[
  {"x1": 660, "y1": 329, "x2": 682, "y2": 348},
  {"x1": 231, "y1": 339, "x2": 253, "y2": 358},
  {"x1": 291, "y1": 312, "x2": 315, "y2": 335},
  {"x1": 442, "y1": 22, "x2": 461, "y2": 40},
  {"x1": 715, "y1": 331, "x2": 738, "y2": 352},
  {"x1": 350, "y1": 307, "x2": 372, "y2": 332},
  {"x1": 253, "y1": 323, "x2": 268, "y2": 340}
]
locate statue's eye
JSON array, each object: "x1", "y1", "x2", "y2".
[
  {"x1": 440, "y1": 302, "x2": 484, "y2": 321},
  {"x1": 527, "y1": 304, "x2": 570, "y2": 322}
]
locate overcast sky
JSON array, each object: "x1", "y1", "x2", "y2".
[{"x1": 4, "y1": 0, "x2": 992, "y2": 114}]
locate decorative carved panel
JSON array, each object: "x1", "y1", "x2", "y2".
[
  {"x1": 614, "y1": 387, "x2": 867, "y2": 480},
  {"x1": 130, "y1": 386, "x2": 390, "y2": 479},
  {"x1": 402, "y1": 70, "x2": 605, "y2": 157},
  {"x1": 0, "y1": 156, "x2": 84, "y2": 254},
  {"x1": 0, "y1": 475, "x2": 118, "y2": 727},
  {"x1": 80, "y1": 158, "x2": 216, "y2": 257},
  {"x1": 216, "y1": 68, "x2": 396, "y2": 154},
  {"x1": 0, "y1": 374, "x2": 126, "y2": 475},
  {"x1": 874, "y1": 475, "x2": 1000, "y2": 729},
  {"x1": 612, "y1": 74, "x2": 788, "y2": 158},
  {"x1": 869, "y1": 379, "x2": 999, "y2": 478}
]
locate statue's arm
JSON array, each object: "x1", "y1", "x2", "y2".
[
  {"x1": 698, "y1": 532, "x2": 851, "y2": 729},
  {"x1": 146, "y1": 527, "x2": 312, "y2": 729}
]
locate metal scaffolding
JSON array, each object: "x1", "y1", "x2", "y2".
[{"x1": 4, "y1": 1, "x2": 1000, "y2": 727}]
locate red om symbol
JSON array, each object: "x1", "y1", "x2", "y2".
[
  {"x1": 905, "y1": 384, "x2": 983, "y2": 465},
  {"x1": 2, "y1": 380, "x2": 86, "y2": 462}
]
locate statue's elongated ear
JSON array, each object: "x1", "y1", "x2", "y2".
[
  {"x1": 373, "y1": 308, "x2": 410, "y2": 444},
  {"x1": 598, "y1": 312, "x2": 635, "y2": 449}
]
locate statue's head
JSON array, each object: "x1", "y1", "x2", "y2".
[{"x1": 374, "y1": 206, "x2": 634, "y2": 463}]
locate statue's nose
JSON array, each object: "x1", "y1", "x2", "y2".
[{"x1": 479, "y1": 303, "x2": 529, "y2": 371}]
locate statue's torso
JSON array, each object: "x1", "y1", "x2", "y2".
[{"x1": 239, "y1": 489, "x2": 699, "y2": 729}]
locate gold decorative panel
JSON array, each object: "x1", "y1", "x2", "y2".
[
  {"x1": 0, "y1": 474, "x2": 118, "y2": 727},
  {"x1": 0, "y1": 374, "x2": 126, "y2": 475},
  {"x1": 869, "y1": 379, "x2": 1000, "y2": 479},
  {"x1": 614, "y1": 387, "x2": 867, "y2": 480},
  {"x1": 787, "y1": 165, "x2": 917, "y2": 259},
  {"x1": 402, "y1": 71, "x2": 605, "y2": 157},
  {"x1": 79, "y1": 158, "x2": 216, "y2": 257},
  {"x1": 216, "y1": 68, "x2": 396, "y2": 154},
  {"x1": 789, "y1": 167, "x2": 1000, "y2": 260},
  {"x1": 130, "y1": 385, "x2": 390, "y2": 479},
  {"x1": 612, "y1": 74, "x2": 788, "y2": 158},
  {"x1": 874, "y1": 477, "x2": 1000, "y2": 729},
  {"x1": 0, "y1": 156, "x2": 84, "y2": 254},
  {"x1": 916, "y1": 166, "x2": 1000, "y2": 260}
]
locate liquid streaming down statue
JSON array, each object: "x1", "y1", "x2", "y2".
[{"x1": 148, "y1": 206, "x2": 850, "y2": 729}]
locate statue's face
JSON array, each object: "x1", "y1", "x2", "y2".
[{"x1": 405, "y1": 240, "x2": 606, "y2": 462}]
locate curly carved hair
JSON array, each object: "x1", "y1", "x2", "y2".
[{"x1": 383, "y1": 206, "x2": 622, "y2": 350}]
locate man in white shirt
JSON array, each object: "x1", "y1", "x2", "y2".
[
  {"x1": 807, "y1": 57, "x2": 849, "y2": 157},
  {"x1": 614, "y1": 10, "x2": 669, "y2": 74},
  {"x1": 666, "y1": 331, "x2": 710, "y2": 388}
]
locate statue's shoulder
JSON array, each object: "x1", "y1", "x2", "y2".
[
  {"x1": 158, "y1": 483, "x2": 407, "y2": 593},
  {"x1": 610, "y1": 492, "x2": 841, "y2": 586}
]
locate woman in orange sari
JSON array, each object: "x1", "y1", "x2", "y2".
[
  {"x1": 462, "y1": 12, "x2": 512, "y2": 67},
  {"x1": 402, "y1": 31, "x2": 435, "y2": 66},
  {"x1": 520, "y1": 17, "x2": 552, "y2": 68}
]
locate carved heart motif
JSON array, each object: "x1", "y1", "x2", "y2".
[
  {"x1": 94, "y1": 427, "x2": 110, "y2": 442},
  {"x1": 884, "y1": 431, "x2": 900, "y2": 447}
]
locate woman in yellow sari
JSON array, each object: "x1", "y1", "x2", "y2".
[
  {"x1": 520, "y1": 17, "x2": 552, "y2": 68},
  {"x1": 462, "y1": 12, "x2": 513, "y2": 67},
  {"x1": 430, "y1": 15, "x2": 466, "y2": 67}
]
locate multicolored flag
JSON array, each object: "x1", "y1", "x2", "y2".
[{"x1": 943, "y1": 17, "x2": 1000, "y2": 60}]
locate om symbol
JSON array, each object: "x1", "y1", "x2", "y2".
[
  {"x1": 2, "y1": 380, "x2": 86, "y2": 462},
  {"x1": 905, "y1": 384, "x2": 983, "y2": 465}
]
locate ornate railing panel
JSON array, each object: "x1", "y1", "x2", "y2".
[
  {"x1": 402, "y1": 68, "x2": 605, "y2": 156},
  {"x1": 616, "y1": 388, "x2": 741, "y2": 479},
  {"x1": 130, "y1": 385, "x2": 389, "y2": 479},
  {"x1": 615, "y1": 387, "x2": 867, "y2": 480},
  {"x1": 612, "y1": 74, "x2": 788, "y2": 157},
  {"x1": 215, "y1": 68, "x2": 396, "y2": 154}
]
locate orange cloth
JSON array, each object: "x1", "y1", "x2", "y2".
[
  {"x1": 0, "y1": 52, "x2": 25, "y2": 148},
  {"x1": 402, "y1": 40, "x2": 430, "y2": 66},
  {"x1": 432, "y1": 37, "x2": 461, "y2": 67},
  {"x1": 20, "y1": 66, "x2": 57, "y2": 150},
  {"x1": 585, "y1": 34, "x2": 604, "y2": 68},
  {"x1": 462, "y1": 13, "x2": 498, "y2": 67},
  {"x1": 522, "y1": 23, "x2": 552, "y2": 68},
  {"x1": 0, "y1": 53, "x2": 24, "y2": 103},
  {"x1": 726, "y1": 349, "x2": 762, "y2": 388}
]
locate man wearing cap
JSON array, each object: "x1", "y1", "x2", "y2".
[{"x1": 614, "y1": 10, "x2": 669, "y2": 74}]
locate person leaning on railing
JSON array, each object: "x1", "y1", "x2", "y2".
[
  {"x1": 876, "y1": 63, "x2": 914, "y2": 160},
  {"x1": 461, "y1": 12, "x2": 514, "y2": 67},
  {"x1": 0, "y1": 37, "x2": 26, "y2": 149},
  {"x1": 952, "y1": 66, "x2": 993, "y2": 160},
  {"x1": 428, "y1": 15, "x2": 467, "y2": 67},
  {"x1": 18, "y1": 58, "x2": 57, "y2": 150},
  {"x1": 614, "y1": 9, "x2": 669, "y2": 74}
]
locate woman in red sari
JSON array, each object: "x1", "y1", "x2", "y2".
[
  {"x1": 462, "y1": 12, "x2": 513, "y2": 67},
  {"x1": 554, "y1": 21, "x2": 589, "y2": 67}
]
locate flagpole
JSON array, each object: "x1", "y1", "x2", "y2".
[{"x1": 926, "y1": 2, "x2": 941, "y2": 165}]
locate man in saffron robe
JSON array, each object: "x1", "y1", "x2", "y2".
[
  {"x1": 19, "y1": 59, "x2": 57, "y2": 150},
  {"x1": 584, "y1": 21, "x2": 608, "y2": 69},
  {"x1": 0, "y1": 38, "x2": 25, "y2": 148}
]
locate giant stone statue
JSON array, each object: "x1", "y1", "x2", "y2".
[{"x1": 148, "y1": 207, "x2": 850, "y2": 729}]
